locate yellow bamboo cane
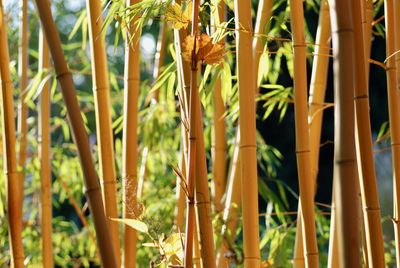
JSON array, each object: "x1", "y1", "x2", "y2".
[
  {"x1": 86, "y1": 1, "x2": 121, "y2": 264},
  {"x1": 352, "y1": 0, "x2": 385, "y2": 266},
  {"x1": 0, "y1": 1, "x2": 25, "y2": 266},
  {"x1": 123, "y1": 1, "x2": 141, "y2": 267},
  {"x1": 383, "y1": 0, "x2": 400, "y2": 266},
  {"x1": 394, "y1": 0, "x2": 400, "y2": 91},
  {"x1": 38, "y1": 28, "x2": 54, "y2": 268},
  {"x1": 33, "y1": 0, "x2": 117, "y2": 266},
  {"x1": 293, "y1": 2, "x2": 330, "y2": 266},
  {"x1": 211, "y1": 0, "x2": 227, "y2": 213},
  {"x1": 329, "y1": 0, "x2": 360, "y2": 266},
  {"x1": 234, "y1": 0, "x2": 261, "y2": 266},
  {"x1": 289, "y1": 0, "x2": 319, "y2": 266},
  {"x1": 17, "y1": 0, "x2": 28, "y2": 199}
]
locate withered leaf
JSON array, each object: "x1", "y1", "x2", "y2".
[{"x1": 182, "y1": 33, "x2": 225, "y2": 65}]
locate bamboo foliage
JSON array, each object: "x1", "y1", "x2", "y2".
[
  {"x1": 17, "y1": 0, "x2": 28, "y2": 193},
  {"x1": 0, "y1": 1, "x2": 25, "y2": 266},
  {"x1": 329, "y1": 0, "x2": 360, "y2": 266},
  {"x1": 38, "y1": 28, "x2": 53, "y2": 268},
  {"x1": 293, "y1": 2, "x2": 330, "y2": 266},
  {"x1": 351, "y1": 0, "x2": 385, "y2": 266},
  {"x1": 85, "y1": 0, "x2": 121, "y2": 264},
  {"x1": 383, "y1": 0, "x2": 400, "y2": 266},
  {"x1": 122, "y1": 0, "x2": 141, "y2": 267},
  {"x1": 33, "y1": 0, "x2": 117, "y2": 266},
  {"x1": 234, "y1": 0, "x2": 260, "y2": 266}
]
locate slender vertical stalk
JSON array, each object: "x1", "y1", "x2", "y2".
[
  {"x1": 0, "y1": 1, "x2": 25, "y2": 266},
  {"x1": 86, "y1": 1, "x2": 121, "y2": 264},
  {"x1": 394, "y1": 0, "x2": 400, "y2": 91},
  {"x1": 123, "y1": 0, "x2": 141, "y2": 267},
  {"x1": 34, "y1": 0, "x2": 117, "y2": 266},
  {"x1": 211, "y1": 0, "x2": 227, "y2": 213},
  {"x1": 17, "y1": 0, "x2": 28, "y2": 187},
  {"x1": 362, "y1": 0, "x2": 373, "y2": 77},
  {"x1": 289, "y1": 0, "x2": 320, "y2": 266},
  {"x1": 327, "y1": 182, "x2": 339, "y2": 268},
  {"x1": 384, "y1": 1, "x2": 400, "y2": 266},
  {"x1": 352, "y1": 0, "x2": 385, "y2": 266},
  {"x1": 293, "y1": 3, "x2": 330, "y2": 266},
  {"x1": 38, "y1": 29, "x2": 53, "y2": 268},
  {"x1": 217, "y1": 1, "x2": 272, "y2": 265},
  {"x1": 234, "y1": 0, "x2": 260, "y2": 266},
  {"x1": 329, "y1": 0, "x2": 360, "y2": 266}
]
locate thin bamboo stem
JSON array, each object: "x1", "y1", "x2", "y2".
[
  {"x1": 211, "y1": 0, "x2": 227, "y2": 213},
  {"x1": 17, "y1": 0, "x2": 28, "y2": 190},
  {"x1": 86, "y1": 1, "x2": 121, "y2": 264},
  {"x1": 293, "y1": 3, "x2": 330, "y2": 267},
  {"x1": 352, "y1": 0, "x2": 385, "y2": 266},
  {"x1": 329, "y1": 0, "x2": 360, "y2": 266},
  {"x1": 38, "y1": 28, "x2": 53, "y2": 268},
  {"x1": 383, "y1": 0, "x2": 400, "y2": 266},
  {"x1": 33, "y1": 0, "x2": 117, "y2": 266},
  {"x1": 0, "y1": 1, "x2": 25, "y2": 266},
  {"x1": 289, "y1": 0, "x2": 320, "y2": 266},
  {"x1": 123, "y1": 1, "x2": 141, "y2": 267},
  {"x1": 234, "y1": 0, "x2": 260, "y2": 266}
]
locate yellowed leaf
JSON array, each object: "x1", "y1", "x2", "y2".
[
  {"x1": 182, "y1": 33, "x2": 225, "y2": 65},
  {"x1": 110, "y1": 218, "x2": 149, "y2": 233}
]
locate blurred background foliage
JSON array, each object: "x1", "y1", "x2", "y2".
[{"x1": 0, "y1": 0, "x2": 395, "y2": 266}]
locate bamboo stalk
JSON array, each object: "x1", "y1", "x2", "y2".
[
  {"x1": 0, "y1": 1, "x2": 25, "y2": 266},
  {"x1": 289, "y1": 0, "x2": 320, "y2": 266},
  {"x1": 329, "y1": 0, "x2": 360, "y2": 266},
  {"x1": 85, "y1": 1, "x2": 121, "y2": 264},
  {"x1": 210, "y1": 0, "x2": 227, "y2": 213},
  {"x1": 352, "y1": 0, "x2": 385, "y2": 266},
  {"x1": 17, "y1": 0, "x2": 28, "y2": 189},
  {"x1": 122, "y1": 0, "x2": 141, "y2": 267},
  {"x1": 362, "y1": 0, "x2": 373, "y2": 78},
  {"x1": 394, "y1": 0, "x2": 400, "y2": 91},
  {"x1": 327, "y1": 182, "x2": 339, "y2": 268},
  {"x1": 217, "y1": 1, "x2": 272, "y2": 265},
  {"x1": 33, "y1": 0, "x2": 117, "y2": 266},
  {"x1": 217, "y1": 133, "x2": 241, "y2": 267},
  {"x1": 234, "y1": 0, "x2": 260, "y2": 266},
  {"x1": 383, "y1": 0, "x2": 400, "y2": 266},
  {"x1": 38, "y1": 28, "x2": 53, "y2": 268},
  {"x1": 293, "y1": 3, "x2": 330, "y2": 266}
]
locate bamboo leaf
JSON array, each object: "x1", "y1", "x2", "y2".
[{"x1": 110, "y1": 218, "x2": 149, "y2": 233}]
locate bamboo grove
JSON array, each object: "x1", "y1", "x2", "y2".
[{"x1": 1, "y1": 0, "x2": 400, "y2": 267}]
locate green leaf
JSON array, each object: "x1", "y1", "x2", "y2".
[{"x1": 111, "y1": 218, "x2": 149, "y2": 233}]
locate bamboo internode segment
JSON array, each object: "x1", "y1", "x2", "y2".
[
  {"x1": 33, "y1": 0, "x2": 117, "y2": 266},
  {"x1": 289, "y1": 0, "x2": 319, "y2": 267},
  {"x1": 85, "y1": 0, "x2": 121, "y2": 264},
  {"x1": 352, "y1": 0, "x2": 385, "y2": 266},
  {"x1": 38, "y1": 29, "x2": 54, "y2": 268},
  {"x1": 123, "y1": 2, "x2": 141, "y2": 267},
  {"x1": 293, "y1": 3, "x2": 330, "y2": 267},
  {"x1": 384, "y1": 0, "x2": 400, "y2": 266},
  {"x1": 329, "y1": 0, "x2": 360, "y2": 266},
  {"x1": 0, "y1": 1, "x2": 25, "y2": 266},
  {"x1": 234, "y1": 0, "x2": 261, "y2": 266},
  {"x1": 17, "y1": 0, "x2": 28, "y2": 197}
]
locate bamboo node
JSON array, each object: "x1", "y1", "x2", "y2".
[
  {"x1": 56, "y1": 71, "x2": 72, "y2": 79},
  {"x1": 84, "y1": 185, "x2": 101, "y2": 195}
]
